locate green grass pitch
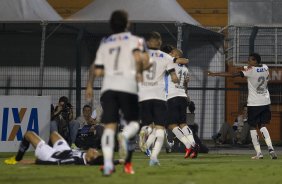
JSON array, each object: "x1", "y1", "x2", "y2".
[{"x1": 0, "y1": 152, "x2": 281, "y2": 184}]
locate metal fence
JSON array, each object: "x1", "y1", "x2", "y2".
[{"x1": 227, "y1": 25, "x2": 282, "y2": 66}]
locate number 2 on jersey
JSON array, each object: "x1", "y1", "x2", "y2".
[
  {"x1": 109, "y1": 46, "x2": 121, "y2": 70},
  {"x1": 256, "y1": 76, "x2": 266, "y2": 93}
]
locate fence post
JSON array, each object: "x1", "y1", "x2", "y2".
[
  {"x1": 177, "y1": 23, "x2": 183, "y2": 50},
  {"x1": 249, "y1": 26, "x2": 258, "y2": 54},
  {"x1": 75, "y1": 28, "x2": 84, "y2": 117},
  {"x1": 38, "y1": 21, "x2": 48, "y2": 96}
]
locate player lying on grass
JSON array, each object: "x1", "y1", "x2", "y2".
[{"x1": 4, "y1": 131, "x2": 123, "y2": 166}]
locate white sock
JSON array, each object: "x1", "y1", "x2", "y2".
[
  {"x1": 260, "y1": 127, "x2": 274, "y2": 150},
  {"x1": 250, "y1": 130, "x2": 262, "y2": 155},
  {"x1": 146, "y1": 128, "x2": 156, "y2": 149},
  {"x1": 101, "y1": 128, "x2": 115, "y2": 167},
  {"x1": 181, "y1": 125, "x2": 195, "y2": 147},
  {"x1": 122, "y1": 121, "x2": 140, "y2": 139},
  {"x1": 172, "y1": 126, "x2": 191, "y2": 149},
  {"x1": 150, "y1": 129, "x2": 164, "y2": 160}
]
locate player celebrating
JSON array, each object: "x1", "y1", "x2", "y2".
[
  {"x1": 4, "y1": 131, "x2": 123, "y2": 166},
  {"x1": 85, "y1": 10, "x2": 150, "y2": 175},
  {"x1": 165, "y1": 46, "x2": 199, "y2": 159},
  {"x1": 208, "y1": 53, "x2": 277, "y2": 159},
  {"x1": 138, "y1": 32, "x2": 188, "y2": 166}
]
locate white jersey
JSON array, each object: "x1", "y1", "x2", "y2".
[
  {"x1": 94, "y1": 32, "x2": 145, "y2": 95},
  {"x1": 242, "y1": 64, "x2": 271, "y2": 106},
  {"x1": 167, "y1": 64, "x2": 189, "y2": 99},
  {"x1": 138, "y1": 49, "x2": 176, "y2": 101}
]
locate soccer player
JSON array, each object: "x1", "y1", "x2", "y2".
[
  {"x1": 85, "y1": 10, "x2": 150, "y2": 175},
  {"x1": 165, "y1": 47, "x2": 199, "y2": 159},
  {"x1": 138, "y1": 32, "x2": 188, "y2": 166},
  {"x1": 4, "y1": 131, "x2": 123, "y2": 166},
  {"x1": 208, "y1": 53, "x2": 277, "y2": 159}
]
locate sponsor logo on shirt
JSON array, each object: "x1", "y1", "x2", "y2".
[
  {"x1": 103, "y1": 35, "x2": 129, "y2": 43},
  {"x1": 256, "y1": 68, "x2": 267, "y2": 72},
  {"x1": 151, "y1": 52, "x2": 164, "y2": 58}
]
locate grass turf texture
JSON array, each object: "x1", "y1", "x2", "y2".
[{"x1": 0, "y1": 152, "x2": 281, "y2": 184}]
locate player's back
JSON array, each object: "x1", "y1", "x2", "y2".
[
  {"x1": 139, "y1": 49, "x2": 175, "y2": 101},
  {"x1": 243, "y1": 64, "x2": 270, "y2": 106},
  {"x1": 95, "y1": 32, "x2": 145, "y2": 94},
  {"x1": 167, "y1": 64, "x2": 189, "y2": 99}
]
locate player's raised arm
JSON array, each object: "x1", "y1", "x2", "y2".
[{"x1": 174, "y1": 57, "x2": 189, "y2": 65}]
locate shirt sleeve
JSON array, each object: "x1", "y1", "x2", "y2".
[{"x1": 242, "y1": 66, "x2": 253, "y2": 77}]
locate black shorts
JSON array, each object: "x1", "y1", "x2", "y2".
[
  {"x1": 100, "y1": 90, "x2": 139, "y2": 124},
  {"x1": 167, "y1": 96, "x2": 187, "y2": 125},
  {"x1": 139, "y1": 99, "x2": 167, "y2": 127},
  {"x1": 247, "y1": 105, "x2": 271, "y2": 127}
]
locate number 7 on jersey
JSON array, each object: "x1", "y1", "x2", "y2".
[{"x1": 109, "y1": 46, "x2": 121, "y2": 70}]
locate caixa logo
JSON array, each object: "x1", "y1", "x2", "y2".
[{"x1": 1, "y1": 108, "x2": 39, "y2": 141}]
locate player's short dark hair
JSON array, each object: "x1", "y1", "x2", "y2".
[
  {"x1": 83, "y1": 104, "x2": 92, "y2": 111},
  {"x1": 161, "y1": 44, "x2": 174, "y2": 54},
  {"x1": 249, "y1": 53, "x2": 261, "y2": 64},
  {"x1": 110, "y1": 10, "x2": 128, "y2": 33},
  {"x1": 146, "y1": 31, "x2": 161, "y2": 41}
]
